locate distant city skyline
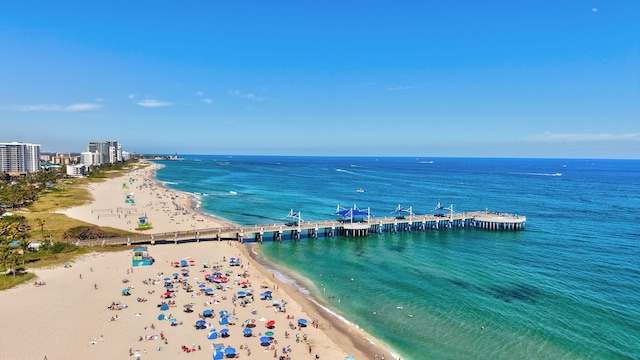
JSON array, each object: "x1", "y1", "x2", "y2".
[{"x1": 1, "y1": 1, "x2": 638, "y2": 159}]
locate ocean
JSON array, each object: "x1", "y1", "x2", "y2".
[{"x1": 154, "y1": 156, "x2": 640, "y2": 360}]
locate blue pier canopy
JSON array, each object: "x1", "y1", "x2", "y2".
[{"x1": 335, "y1": 204, "x2": 370, "y2": 218}]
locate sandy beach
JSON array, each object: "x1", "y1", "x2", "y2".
[{"x1": 0, "y1": 162, "x2": 391, "y2": 360}]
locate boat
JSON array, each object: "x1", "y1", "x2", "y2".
[{"x1": 357, "y1": 189, "x2": 364, "y2": 193}]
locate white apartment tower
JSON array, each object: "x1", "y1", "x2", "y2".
[{"x1": 0, "y1": 142, "x2": 41, "y2": 174}]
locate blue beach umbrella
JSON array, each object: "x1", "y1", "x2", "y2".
[
  {"x1": 298, "y1": 318, "x2": 308, "y2": 327},
  {"x1": 180, "y1": 260, "x2": 188, "y2": 267},
  {"x1": 243, "y1": 328, "x2": 252, "y2": 337},
  {"x1": 259, "y1": 336, "x2": 271, "y2": 344},
  {"x1": 203, "y1": 309, "x2": 213, "y2": 317},
  {"x1": 160, "y1": 303, "x2": 169, "y2": 311},
  {"x1": 224, "y1": 347, "x2": 236, "y2": 357}
]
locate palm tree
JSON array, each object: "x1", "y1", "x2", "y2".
[{"x1": 35, "y1": 218, "x2": 46, "y2": 240}]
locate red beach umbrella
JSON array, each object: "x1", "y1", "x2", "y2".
[{"x1": 266, "y1": 320, "x2": 275, "y2": 328}]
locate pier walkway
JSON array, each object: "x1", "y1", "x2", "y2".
[{"x1": 77, "y1": 210, "x2": 526, "y2": 247}]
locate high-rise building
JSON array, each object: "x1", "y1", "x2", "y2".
[
  {"x1": 87, "y1": 141, "x2": 123, "y2": 165},
  {"x1": 0, "y1": 142, "x2": 41, "y2": 174}
]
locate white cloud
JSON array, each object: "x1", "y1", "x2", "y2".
[
  {"x1": 525, "y1": 132, "x2": 640, "y2": 142},
  {"x1": 65, "y1": 103, "x2": 103, "y2": 111},
  {"x1": 4, "y1": 103, "x2": 102, "y2": 112},
  {"x1": 203, "y1": 98, "x2": 213, "y2": 105},
  {"x1": 591, "y1": 7, "x2": 598, "y2": 13},
  {"x1": 128, "y1": 93, "x2": 137, "y2": 99},
  {"x1": 228, "y1": 90, "x2": 265, "y2": 101},
  {"x1": 386, "y1": 85, "x2": 419, "y2": 91},
  {"x1": 137, "y1": 99, "x2": 173, "y2": 107},
  {"x1": 196, "y1": 91, "x2": 204, "y2": 97}
]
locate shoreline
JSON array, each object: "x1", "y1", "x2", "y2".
[
  {"x1": 18, "y1": 160, "x2": 398, "y2": 360},
  {"x1": 154, "y1": 161, "x2": 399, "y2": 360}
]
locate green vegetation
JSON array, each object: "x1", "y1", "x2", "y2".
[{"x1": 0, "y1": 159, "x2": 143, "y2": 290}]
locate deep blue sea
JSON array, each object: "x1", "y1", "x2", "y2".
[{"x1": 154, "y1": 156, "x2": 640, "y2": 360}]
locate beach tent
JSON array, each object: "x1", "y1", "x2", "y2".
[
  {"x1": 157, "y1": 314, "x2": 165, "y2": 321},
  {"x1": 207, "y1": 329, "x2": 218, "y2": 340},
  {"x1": 160, "y1": 303, "x2": 169, "y2": 311},
  {"x1": 213, "y1": 349, "x2": 224, "y2": 360},
  {"x1": 218, "y1": 317, "x2": 229, "y2": 326}
]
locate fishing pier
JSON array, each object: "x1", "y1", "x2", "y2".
[{"x1": 77, "y1": 208, "x2": 526, "y2": 247}]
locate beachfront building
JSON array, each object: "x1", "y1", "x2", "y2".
[
  {"x1": 80, "y1": 151, "x2": 101, "y2": 166},
  {"x1": 66, "y1": 164, "x2": 87, "y2": 177},
  {"x1": 0, "y1": 142, "x2": 41, "y2": 174}
]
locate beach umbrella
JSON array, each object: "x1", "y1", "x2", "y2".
[
  {"x1": 157, "y1": 314, "x2": 165, "y2": 321},
  {"x1": 207, "y1": 329, "x2": 218, "y2": 340},
  {"x1": 164, "y1": 277, "x2": 171, "y2": 282},
  {"x1": 298, "y1": 318, "x2": 308, "y2": 327},
  {"x1": 172, "y1": 273, "x2": 179, "y2": 278},
  {"x1": 203, "y1": 309, "x2": 213, "y2": 317},
  {"x1": 237, "y1": 291, "x2": 246, "y2": 297},
  {"x1": 122, "y1": 288, "x2": 130, "y2": 294},
  {"x1": 199, "y1": 283, "x2": 206, "y2": 288},
  {"x1": 259, "y1": 336, "x2": 271, "y2": 346},
  {"x1": 169, "y1": 318, "x2": 177, "y2": 324},
  {"x1": 243, "y1": 328, "x2": 252, "y2": 337},
  {"x1": 218, "y1": 317, "x2": 229, "y2": 325},
  {"x1": 220, "y1": 328, "x2": 230, "y2": 338},
  {"x1": 244, "y1": 319, "x2": 256, "y2": 328},
  {"x1": 180, "y1": 260, "x2": 188, "y2": 267},
  {"x1": 215, "y1": 272, "x2": 222, "y2": 276},
  {"x1": 266, "y1": 320, "x2": 275, "y2": 328},
  {"x1": 345, "y1": 356, "x2": 356, "y2": 360},
  {"x1": 160, "y1": 303, "x2": 169, "y2": 311},
  {"x1": 219, "y1": 310, "x2": 230, "y2": 317},
  {"x1": 264, "y1": 331, "x2": 274, "y2": 337},
  {"x1": 224, "y1": 347, "x2": 236, "y2": 357}
]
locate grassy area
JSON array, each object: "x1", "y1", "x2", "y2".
[
  {"x1": 1, "y1": 163, "x2": 148, "y2": 290},
  {"x1": 0, "y1": 272, "x2": 36, "y2": 291}
]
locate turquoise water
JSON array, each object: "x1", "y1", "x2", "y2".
[{"x1": 155, "y1": 156, "x2": 640, "y2": 359}]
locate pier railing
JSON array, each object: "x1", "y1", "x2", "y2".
[{"x1": 75, "y1": 211, "x2": 525, "y2": 247}]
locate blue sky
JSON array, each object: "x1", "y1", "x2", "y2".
[{"x1": 1, "y1": 1, "x2": 638, "y2": 158}]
